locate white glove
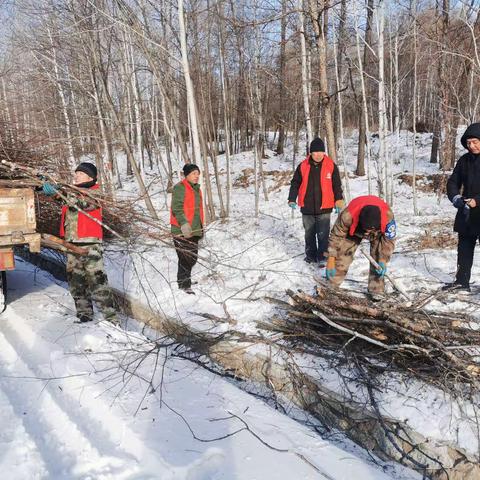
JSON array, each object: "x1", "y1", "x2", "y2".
[{"x1": 180, "y1": 223, "x2": 193, "y2": 238}]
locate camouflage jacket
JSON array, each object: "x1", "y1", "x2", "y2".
[{"x1": 327, "y1": 207, "x2": 396, "y2": 261}]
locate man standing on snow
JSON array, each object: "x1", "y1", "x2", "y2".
[
  {"x1": 42, "y1": 162, "x2": 118, "y2": 324},
  {"x1": 325, "y1": 195, "x2": 396, "y2": 299},
  {"x1": 443, "y1": 123, "x2": 480, "y2": 292},
  {"x1": 288, "y1": 138, "x2": 344, "y2": 265},
  {"x1": 170, "y1": 164, "x2": 204, "y2": 295}
]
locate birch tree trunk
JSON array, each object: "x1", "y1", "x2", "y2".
[
  {"x1": 298, "y1": 0, "x2": 313, "y2": 148},
  {"x1": 376, "y1": 1, "x2": 389, "y2": 200},
  {"x1": 217, "y1": 2, "x2": 232, "y2": 217},
  {"x1": 412, "y1": 0, "x2": 418, "y2": 215},
  {"x1": 356, "y1": 0, "x2": 375, "y2": 177},
  {"x1": 178, "y1": 0, "x2": 201, "y2": 165},
  {"x1": 333, "y1": 27, "x2": 350, "y2": 202},
  {"x1": 308, "y1": 0, "x2": 336, "y2": 160},
  {"x1": 276, "y1": 0, "x2": 287, "y2": 155},
  {"x1": 355, "y1": 10, "x2": 372, "y2": 193},
  {"x1": 47, "y1": 27, "x2": 76, "y2": 168}
]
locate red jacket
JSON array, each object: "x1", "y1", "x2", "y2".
[
  {"x1": 297, "y1": 156, "x2": 335, "y2": 209},
  {"x1": 347, "y1": 195, "x2": 389, "y2": 236},
  {"x1": 60, "y1": 184, "x2": 103, "y2": 240}
]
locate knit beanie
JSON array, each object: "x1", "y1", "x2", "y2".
[
  {"x1": 75, "y1": 162, "x2": 97, "y2": 180},
  {"x1": 309, "y1": 138, "x2": 326, "y2": 153},
  {"x1": 358, "y1": 205, "x2": 381, "y2": 231},
  {"x1": 183, "y1": 164, "x2": 200, "y2": 176}
]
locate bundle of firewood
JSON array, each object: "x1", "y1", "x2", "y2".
[
  {"x1": 0, "y1": 159, "x2": 167, "y2": 241},
  {"x1": 261, "y1": 282, "x2": 480, "y2": 393}
]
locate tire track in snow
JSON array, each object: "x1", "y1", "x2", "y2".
[
  {"x1": 0, "y1": 387, "x2": 48, "y2": 479},
  {"x1": 0, "y1": 312, "x2": 179, "y2": 480},
  {"x1": 0, "y1": 329, "x2": 131, "y2": 479}
]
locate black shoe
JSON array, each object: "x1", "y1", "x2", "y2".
[
  {"x1": 442, "y1": 282, "x2": 471, "y2": 293},
  {"x1": 180, "y1": 286, "x2": 196, "y2": 295},
  {"x1": 74, "y1": 315, "x2": 93, "y2": 324},
  {"x1": 304, "y1": 257, "x2": 316, "y2": 264}
]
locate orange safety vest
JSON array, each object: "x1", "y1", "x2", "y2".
[
  {"x1": 347, "y1": 195, "x2": 389, "y2": 236},
  {"x1": 297, "y1": 156, "x2": 335, "y2": 209},
  {"x1": 170, "y1": 179, "x2": 205, "y2": 226},
  {"x1": 60, "y1": 184, "x2": 103, "y2": 240}
]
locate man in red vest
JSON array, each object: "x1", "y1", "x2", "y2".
[
  {"x1": 170, "y1": 164, "x2": 204, "y2": 294},
  {"x1": 325, "y1": 195, "x2": 396, "y2": 298},
  {"x1": 42, "y1": 162, "x2": 118, "y2": 324},
  {"x1": 288, "y1": 138, "x2": 344, "y2": 265}
]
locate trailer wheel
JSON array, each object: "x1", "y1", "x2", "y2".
[{"x1": 0, "y1": 271, "x2": 6, "y2": 313}]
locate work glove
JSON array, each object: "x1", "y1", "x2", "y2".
[
  {"x1": 180, "y1": 223, "x2": 193, "y2": 239},
  {"x1": 42, "y1": 182, "x2": 58, "y2": 196},
  {"x1": 334, "y1": 199, "x2": 345, "y2": 214},
  {"x1": 288, "y1": 202, "x2": 297, "y2": 210},
  {"x1": 374, "y1": 261, "x2": 387, "y2": 278},
  {"x1": 325, "y1": 257, "x2": 336, "y2": 280},
  {"x1": 452, "y1": 195, "x2": 466, "y2": 209}
]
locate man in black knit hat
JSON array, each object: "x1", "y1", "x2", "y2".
[
  {"x1": 444, "y1": 123, "x2": 480, "y2": 292},
  {"x1": 288, "y1": 138, "x2": 344, "y2": 265},
  {"x1": 170, "y1": 164, "x2": 204, "y2": 294}
]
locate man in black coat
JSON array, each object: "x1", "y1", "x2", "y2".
[
  {"x1": 288, "y1": 138, "x2": 344, "y2": 264},
  {"x1": 445, "y1": 122, "x2": 480, "y2": 292}
]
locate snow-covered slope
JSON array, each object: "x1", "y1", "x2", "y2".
[{"x1": 0, "y1": 261, "x2": 418, "y2": 479}]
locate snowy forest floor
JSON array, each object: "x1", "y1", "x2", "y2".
[
  {"x1": 2, "y1": 130, "x2": 477, "y2": 479},
  {"x1": 1, "y1": 260, "x2": 420, "y2": 479}
]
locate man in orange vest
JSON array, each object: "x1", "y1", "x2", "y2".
[
  {"x1": 42, "y1": 162, "x2": 118, "y2": 324},
  {"x1": 288, "y1": 138, "x2": 344, "y2": 265},
  {"x1": 170, "y1": 164, "x2": 204, "y2": 294},
  {"x1": 325, "y1": 195, "x2": 396, "y2": 298}
]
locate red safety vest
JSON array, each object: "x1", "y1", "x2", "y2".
[
  {"x1": 170, "y1": 179, "x2": 205, "y2": 226},
  {"x1": 347, "y1": 195, "x2": 389, "y2": 236},
  {"x1": 60, "y1": 184, "x2": 103, "y2": 240},
  {"x1": 297, "y1": 156, "x2": 335, "y2": 209}
]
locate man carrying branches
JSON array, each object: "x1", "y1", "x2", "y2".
[
  {"x1": 42, "y1": 162, "x2": 118, "y2": 324},
  {"x1": 325, "y1": 195, "x2": 396, "y2": 300}
]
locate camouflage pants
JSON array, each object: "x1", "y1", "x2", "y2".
[
  {"x1": 329, "y1": 235, "x2": 386, "y2": 294},
  {"x1": 66, "y1": 243, "x2": 117, "y2": 322}
]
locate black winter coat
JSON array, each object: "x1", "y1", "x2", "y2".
[
  {"x1": 447, "y1": 153, "x2": 480, "y2": 235},
  {"x1": 288, "y1": 157, "x2": 343, "y2": 215}
]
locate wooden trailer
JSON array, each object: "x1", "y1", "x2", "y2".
[{"x1": 0, "y1": 188, "x2": 41, "y2": 311}]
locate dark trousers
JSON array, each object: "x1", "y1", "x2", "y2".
[
  {"x1": 302, "y1": 213, "x2": 331, "y2": 262},
  {"x1": 456, "y1": 233, "x2": 480, "y2": 286},
  {"x1": 173, "y1": 236, "x2": 199, "y2": 289}
]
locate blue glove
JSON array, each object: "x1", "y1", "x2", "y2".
[
  {"x1": 374, "y1": 261, "x2": 387, "y2": 278},
  {"x1": 288, "y1": 202, "x2": 297, "y2": 210},
  {"x1": 452, "y1": 195, "x2": 465, "y2": 209},
  {"x1": 42, "y1": 182, "x2": 58, "y2": 196},
  {"x1": 325, "y1": 268, "x2": 336, "y2": 280}
]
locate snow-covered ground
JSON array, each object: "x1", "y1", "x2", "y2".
[
  {"x1": 0, "y1": 261, "x2": 419, "y2": 479},
  {"x1": 104, "y1": 130, "x2": 480, "y2": 460},
  {"x1": 2, "y1": 130, "x2": 477, "y2": 478}
]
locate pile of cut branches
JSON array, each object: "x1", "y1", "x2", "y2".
[
  {"x1": 0, "y1": 159, "x2": 170, "y2": 242},
  {"x1": 261, "y1": 282, "x2": 480, "y2": 394}
]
